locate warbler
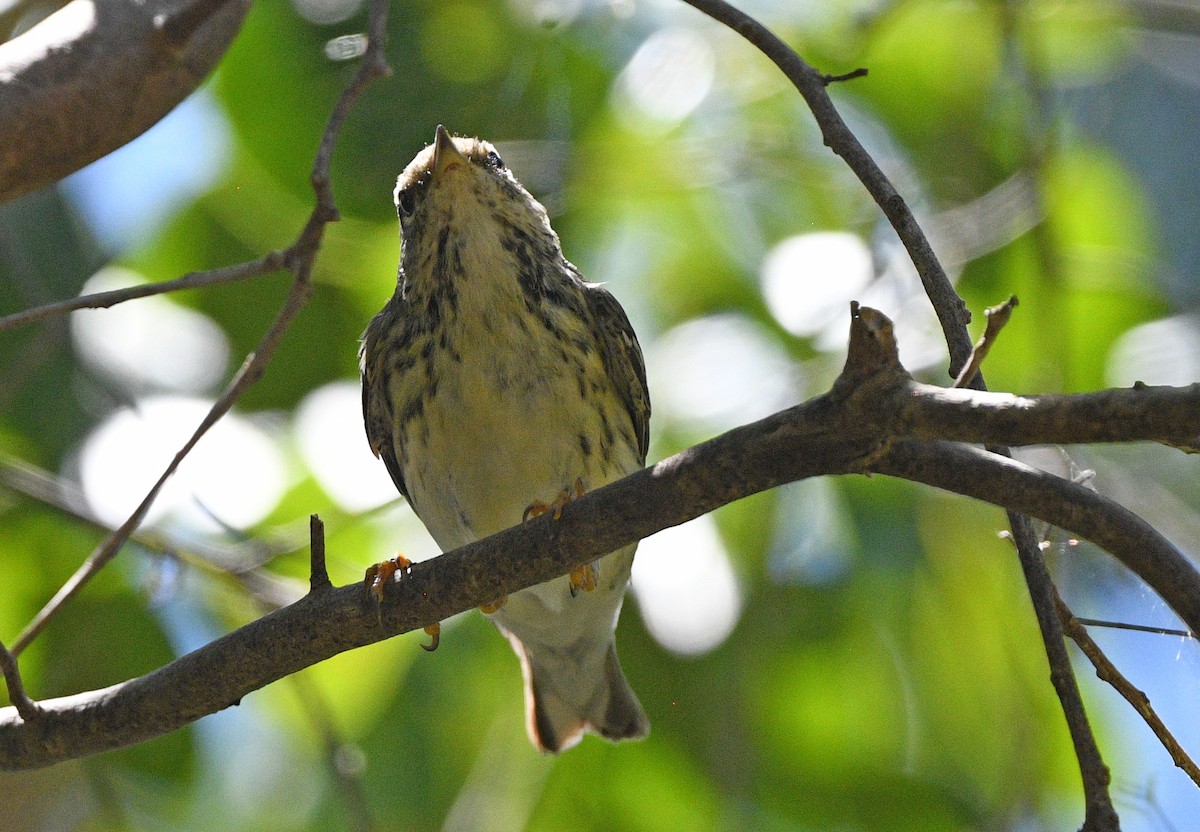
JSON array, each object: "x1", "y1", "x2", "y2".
[{"x1": 360, "y1": 126, "x2": 650, "y2": 752}]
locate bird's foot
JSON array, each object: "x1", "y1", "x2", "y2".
[
  {"x1": 480, "y1": 597, "x2": 508, "y2": 614},
  {"x1": 364, "y1": 553, "x2": 412, "y2": 605},
  {"x1": 363, "y1": 553, "x2": 440, "y2": 651},
  {"x1": 569, "y1": 563, "x2": 598, "y2": 596},
  {"x1": 522, "y1": 479, "x2": 598, "y2": 597},
  {"x1": 522, "y1": 477, "x2": 586, "y2": 522}
]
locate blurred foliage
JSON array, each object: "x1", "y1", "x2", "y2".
[{"x1": 3, "y1": 0, "x2": 1200, "y2": 830}]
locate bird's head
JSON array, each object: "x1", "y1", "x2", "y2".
[{"x1": 394, "y1": 126, "x2": 554, "y2": 248}]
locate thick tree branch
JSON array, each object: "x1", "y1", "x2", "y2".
[
  {"x1": 0, "y1": 0, "x2": 251, "y2": 204},
  {"x1": 3, "y1": 306, "x2": 1199, "y2": 770},
  {"x1": 877, "y1": 439, "x2": 1200, "y2": 636},
  {"x1": 897, "y1": 383, "x2": 1200, "y2": 449}
]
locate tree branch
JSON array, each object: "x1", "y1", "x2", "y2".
[
  {"x1": 0, "y1": 0, "x2": 251, "y2": 204},
  {"x1": 3, "y1": 306, "x2": 1199, "y2": 771},
  {"x1": 953, "y1": 295, "x2": 1019, "y2": 388},
  {"x1": 6, "y1": 0, "x2": 393, "y2": 657},
  {"x1": 0, "y1": 640, "x2": 40, "y2": 722},
  {"x1": 0, "y1": 253, "x2": 287, "y2": 334},
  {"x1": 677, "y1": 0, "x2": 973, "y2": 367},
  {"x1": 1056, "y1": 592, "x2": 1200, "y2": 790},
  {"x1": 671, "y1": 10, "x2": 1113, "y2": 817},
  {"x1": 897, "y1": 382, "x2": 1200, "y2": 449},
  {"x1": 875, "y1": 439, "x2": 1200, "y2": 636}
]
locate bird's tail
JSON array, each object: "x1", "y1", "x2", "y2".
[{"x1": 511, "y1": 637, "x2": 648, "y2": 753}]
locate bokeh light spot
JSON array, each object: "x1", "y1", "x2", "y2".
[
  {"x1": 70, "y1": 267, "x2": 231, "y2": 395},
  {"x1": 614, "y1": 27, "x2": 715, "y2": 132},
  {"x1": 78, "y1": 396, "x2": 287, "y2": 532},
  {"x1": 1107, "y1": 315, "x2": 1200, "y2": 388},
  {"x1": 295, "y1": 380, "x2": 400, "y2": 512},
  {"x1": 762, "y1": 231, "x2": 874, "y2": 337},
  {"x1": 632, "y1": 514, "x2": 742, "y2": 656},
  {"x1": 291, "y1": 0, "x2": 363, "y2": 25},
  {"x1": 648, "y1": 313, "x2": 798, "y2": 434}
]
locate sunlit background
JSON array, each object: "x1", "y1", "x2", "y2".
[{"x1": 3, "y1": 0, "x2": 1200, "y2": 829}]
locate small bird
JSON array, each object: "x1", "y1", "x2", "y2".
[{"x1": 360, "y1": 126, "x2": 650, "y2": 752}]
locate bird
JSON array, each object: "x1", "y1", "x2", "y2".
[{"x1": 359, "y1": 125, "x2": 650, "y2": 752}]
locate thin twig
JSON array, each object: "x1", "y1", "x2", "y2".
[
  {"x1": 1076, "y1": 619, "x2": 1193, "y2": 639},
  {"x1": 9, "y1": 0, "x2": 393, "y2": 657},
  {"x1": 309, "y1": 514, "x2": 331, "y2": 593},
  {"x1": 0, "y1": 453, "x2": 306, "y2": 607},
  {"x1": 0, "y1": 252, "x2": 287, "y2": 334},
  {"x1": 953, "y1": 295, "x2": 1019, "y2": 389},
  {"x1": 1057, "y1": 591, "x2": 1200, "y2": 789},
  {"x1": 0, "y1": 640, "x2": 40, "y2": 721},
  {"x1": 678, "y1": 0, "x2": 974, "y2": 368},
  {"x1": 1003, "y1": 515, "x2": 1119, "y2": 831},
  {"x1": 821, "y1": 67, "x2": 868, "y2": 85}
]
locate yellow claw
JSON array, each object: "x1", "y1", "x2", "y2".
[
  {"x1": 422, "y1": 623, "x2": 441, "y2": 652},
  {"x1": 570, "y1": 563, "x2": 598, "y2": 596},
  {"x1": 365, "y1": 554, "x2": 443, "y2": 652},
  {"x1": 523, "y1": 477, "x2": 586, "y2": 522},
  {"x1": 364, "y1": 553, "x2": 413, "y2": 605},
  {"x1": 480, "y1": 596, "x2": 508, "y2": 614},
  {"x1": 522, "y1": 480, "x2": 597, "y2": 598}
]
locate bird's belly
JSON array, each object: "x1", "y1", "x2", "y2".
[{"x1": 398, "y1": 349, "x2": 637, "y2": 553}]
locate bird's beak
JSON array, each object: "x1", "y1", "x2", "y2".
[{"x1": 432, "y1": 125, "x2": 466, "y2": 176}]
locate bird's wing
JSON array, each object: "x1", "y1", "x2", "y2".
[
  {"x1": 360, "y1": 307, "x2": 411, "y2": 503},
  {"x1": 584, "y1": 284, "x2": 651, "y2": 463}
]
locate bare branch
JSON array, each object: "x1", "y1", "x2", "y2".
[
  {"x1": 0, "y1": 253, "x2": 287, "y2": 334},
  {"x1": 678, "y1": 0, "x2": 975, "y2": 370},
  {"x1": 897, "y1": 382, "x2": 1200, "y2": 449},
  {"x1": 820, "y1": 67, "x2": 868, "y2": 85},
  {"x1": 1004, "y1": 508, "x2": 1116, "y2": 832},
  {"x1": 8, "y1": 0, "x2": 393, "y2": 657},
  {"x1": 0, "y1": 0, "x2": 251, "y2": 203},
  {"x1": 3, "y1": 306, "x2": 1200, "y2": 770},
  {"x1": 873, "y1": 440, "x2": 1200, "y2": 638},
  {"x1": 309, "y1": 514, "x2": 331, "y2": 594},
  {"x1": 0, "y1": 640, "x2": 40, "y2": 722},
  {"x1": 953, "y1": 295, "x2": 1019, "y2": 389},
  {"x1": 1056, "y1": 592, "x2": 1200, "y2": 790},
  {"x1": 1075, "y1": 619, "x2": 1192, "y2": 639}
]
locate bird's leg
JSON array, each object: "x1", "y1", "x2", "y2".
[
  {"x1": 363, "y1": 553, "x2": 440, "y2": 651},
  {"x1": 522, "y1": 478, "x2": 597, "y2": 596}
]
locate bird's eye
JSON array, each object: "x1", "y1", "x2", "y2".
[
  {"x1": 397, "y1": 188, "x2": 417, "y2": 217},
  {"x1": 485, "y1": 151, "x2": 505, "y2": 170}
]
